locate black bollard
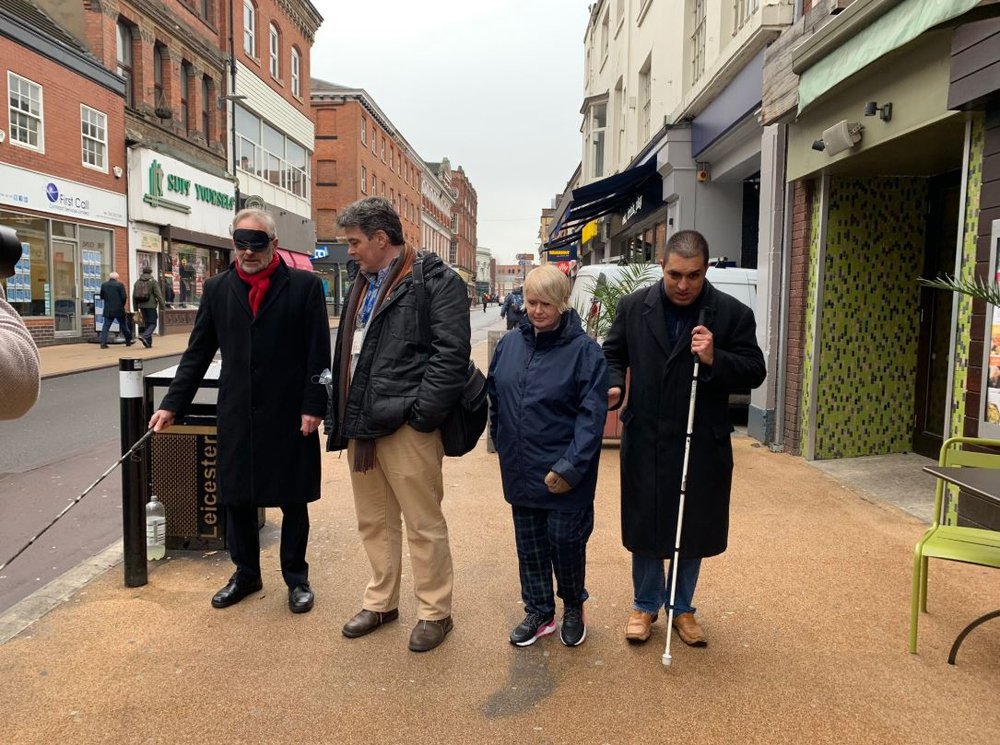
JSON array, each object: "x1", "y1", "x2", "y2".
[{"x1": 119, "y1": 358, "x2": 148, "y2": 587}]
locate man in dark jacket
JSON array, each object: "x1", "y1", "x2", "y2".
[
  {"x1": 326, "y1": 196, "x2": 470, "y2": 653},
  {"x1": 603, "y1": 230, "x2": 765, "y2": 649},
  {"x1": 149, "y1": 209, "x2": 330, "y2": 614},
  {"x1": 501, "y1": 286, "x2": 525, "y2": 329},
  {"x1": 132, "y1": 265, "x2": 165, "y2": 348},
  {"x1": 98, "y1": 272, "x2": 134, "y2": 348}
]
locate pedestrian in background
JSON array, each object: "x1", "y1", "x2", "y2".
[
  {"x1": 0, "y1": 282, "x2": 40, "y2": 420},
  {"x1": 97, "y1": 272, "x2": 134, "y2": 349},
  {"x1": 326, "y1": 196, "x2": 470, "y2": 653},
  {"x1": 501, "y1": 286, "x2": 525, "y2": 330},
  {"x1": 132, "y1": 264, "x2": 165, "y2": 348},
  {"x1": 488, "y1": 265, "x2": 608, "y2": 648},
  {"x1": 603, "y1": 230, "x2": 765, "y2": 649},
  {"x1": 149, "y1": 208, "x2": 330, "y2": 614},
  {"x1": 482, "y1": 293, "x2": 488, "y2": 313}
]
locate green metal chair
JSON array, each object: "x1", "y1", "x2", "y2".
[{"x1": 910, "y1": 436, "x2": 1000, "y2": 654}]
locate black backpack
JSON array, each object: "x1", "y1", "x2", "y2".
[
  {"x1": 134, "y1": 277, "x2": 152, "y2": 302},
  {"x1": 412, "y1": 258, "x2": 488, "y2": 457}
]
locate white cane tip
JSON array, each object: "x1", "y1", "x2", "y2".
[{"x1": 661, "y1": 653, "x2": 672, "y2": 666}]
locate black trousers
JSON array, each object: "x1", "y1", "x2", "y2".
[{"x1": 226, "y1": 503, "x2": 310, "y2": 588}]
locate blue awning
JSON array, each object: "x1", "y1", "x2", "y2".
[{"x1": 544, "y1": 160, "x2": 659, "y2": 249}]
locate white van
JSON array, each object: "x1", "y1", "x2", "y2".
[
  {"x1": 569, "y1": 262, "x2": 758, "y2": 412},
  {"x1": 569, "y1": 262, "x2": 757, "y2": 336}
]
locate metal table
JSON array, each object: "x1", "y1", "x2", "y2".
[{"x1": 922, "y1": 465, "x2": 1000, "y2": 664}]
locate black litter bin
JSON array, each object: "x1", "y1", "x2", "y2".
[{"x1": 144, "y1": 361, "x2": 264, "y2": 550}]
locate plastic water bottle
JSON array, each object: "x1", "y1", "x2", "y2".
[{"x1": 145, "y1": 495, "x2": 166, "y2": 561}]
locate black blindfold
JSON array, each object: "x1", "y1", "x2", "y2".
[{"x1": 233, "y1": 228, "x2": 272, "y2": 252}]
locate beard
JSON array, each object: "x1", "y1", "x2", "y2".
[{"x1": 237, "y1": 249, "x2": 273, "y2": 274}]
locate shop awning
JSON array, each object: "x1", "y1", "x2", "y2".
[
  {"x1": 544, "y1": 160, "x2": 658, "y2": 250},
  {"x1": 797, "y1": 0, "x2": 978, "y2": 113},
  {"x1": 277, "y1": 248, "x2": 314, "y2": 271}
]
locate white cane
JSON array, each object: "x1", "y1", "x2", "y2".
[{"x1": 663, "y1": 310, "x2": 709, "y2": 667}]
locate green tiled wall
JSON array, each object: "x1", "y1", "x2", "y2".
[
  {"x1": 800, "y1": 183, "x2": 822, "y2": 450},
  {"x1": 949, "y1": 114, "x2": 985, "y2": 440},
  {"x1": 811, "y1": 177, "x2": 928, "y2": 459}
]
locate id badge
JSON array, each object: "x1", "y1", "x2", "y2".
[{"x1": 351, "y1": 326, "x2": 365, "y2": 356}]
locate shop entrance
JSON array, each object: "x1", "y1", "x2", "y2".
[
  {"x1": 913, "y1": 171, "x2": 961, "y2": 458},
  {"x1": 52, "y1": 238, "x2": 79, "y2": 336}
]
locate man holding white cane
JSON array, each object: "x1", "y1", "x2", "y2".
[{"x1": 603, "y1": 231, "x2": 765, "y2": 650}]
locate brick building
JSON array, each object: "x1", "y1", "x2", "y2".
[
  {"x1": 0, "y1": 0, "x2": 127, "y2": 345},
  {"x1": 448, "y1": 165, "x2": 478, "y2": 300},
  {"x1": 422, "y1": 159, "x2": 457, "y2": 275},
  {"x1": 310, "y1": 79, "x2": 424, "y2": 313}
]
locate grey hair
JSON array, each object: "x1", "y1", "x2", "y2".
[
  {"x1": 337, "y1": 197, "x2": 405, "y2": 245},
  {"x1": 232, "y1": 208, "x2": 277, "y2": 238},
  {"x1": 661, "y1": 230, "x2": 709, "y2": 265}
]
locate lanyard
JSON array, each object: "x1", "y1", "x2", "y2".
[{"x1": 358, "y1": 271, "x2": 385, "y2": 325}]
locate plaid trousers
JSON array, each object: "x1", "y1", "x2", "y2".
[{"x1": 512, "y1": 504, "x2": 594, "y2": 617}]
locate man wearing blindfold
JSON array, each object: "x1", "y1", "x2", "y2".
[{"x1": 149, "y1": 208, "x2": 331, "y2": 615}]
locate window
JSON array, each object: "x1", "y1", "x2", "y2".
[
  {"x1": 361, "y1": 166, "x2": 367, "y2": 193},
  {"x1": 360, "y1": 117, "x2": 367, "y2": 144},
  {"x1": 615, "y1": 77, "x2": 625, "y2": 165},
  {"x1": 290, "y1": 47, "x2": 301, "y2": 97},
  {"x1": 639, "y1": 57, "x2": 652, "y2": 145},
  {"x1": 371, "y1": 127, "x2": 376, "y2": 154},
  {"x1": 371, "y1": 174, "x2": 377, "y2": 195},
  {"x1": 234, "y1": 105, "x2": 310, "y2": 198},
  {"x1": 381, "y1": 136, "x2": 386, "y2": 162},
  {"x1": 243, "y1": 1, "x2": 256, "y2": 56},
  {"x1": 734, "y1": 0, "x2": 759, "y2": 34},
  {"x1": 153, "y1": 44, "x2": 168, "y2": 115},
  {"x1": 601, "y1": 12, "x2": 609, "y2": 60},
  {"x1": 180, "y1": 61, "x2": 193, "y2": 132},
  {"x1": 7, "y1": 73, "x2": 43, "y2": 151},
  {"x1": 591, "y1": 103, "x2": 607, "y2": 179},
  {"x1": 116, "y1": 21, "x2": 133, "y2": 108},
  {"x1": 198, "y1": 0, "x2": 212, "y2": 23},
  {"x1": 81, "y1": 105, "x2": 106, "y2": 170},
  {"x1": 269, "y1": 24, "x2": 280, "y2": 79},
  {"x1": 692, "y1": 0, "x2": 706, "y2": 82},
  {"x1": 201, "y1": 76, "x2": 213, "y2": 141}
]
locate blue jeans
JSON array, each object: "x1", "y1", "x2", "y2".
[
  {"x1": 632, "y1": 554, "x2": 702, "y2": 616},
  {"x1": 139, "y1": 306, "x2": 158, "y2": 345}
]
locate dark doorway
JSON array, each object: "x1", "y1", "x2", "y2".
[
  {"x1": 913, "y1": 171, "x2": 961, "y2": 458},
  {"x1": 741, "y1": 173, "x2": 760, "y2": 268}
]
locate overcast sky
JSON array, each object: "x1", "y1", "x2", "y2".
[{"x1": 310, "y1": 0, "x2": 587, "y2": 265}]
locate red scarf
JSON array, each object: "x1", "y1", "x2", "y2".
[{"x1": 234, "y1": 253, "x2": 280, "y2": 316}]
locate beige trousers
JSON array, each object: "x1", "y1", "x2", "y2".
[{"x1": 348, "y1": 425, "x2": 453, "y2": 620}]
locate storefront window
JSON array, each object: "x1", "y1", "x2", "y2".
[
  {"x1": 163, "y1": 241, "x2": 228, "y2": 307},
  {"x1": 80, "y1": 226, "x2": 113, "y2": 316},
  {"x1": 0, "y1": 210, "x2": 48, "y2": 317}
]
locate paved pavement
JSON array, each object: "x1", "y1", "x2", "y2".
[{"x1": 1, "y1": 333, "x2": 996, "y2": 744}]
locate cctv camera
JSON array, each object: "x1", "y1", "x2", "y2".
[
  {"x1": 821, "y1": 121, "x2": 863, "y2": 156},
  {"x1": 812, "y1": 140, "x2": 826, "y2": 152}
]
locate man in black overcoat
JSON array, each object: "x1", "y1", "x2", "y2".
[
  {"x1": 603, "y1": 230, "x2": 765, "y2": 649},
  {"x1": 150, "y1": 209, "x2": 330, "y2": 614},
  {"x1": 98, "y1": 272, "x2": 135, "y2": 348}
]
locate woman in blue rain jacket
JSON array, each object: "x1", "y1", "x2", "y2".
[{"x1": 488, "y1": 265, "x2": 608, "y2": 648}]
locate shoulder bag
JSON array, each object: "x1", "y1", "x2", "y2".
[{"x1": 412, "y1": 258, "x2": 488, "y2": 457}]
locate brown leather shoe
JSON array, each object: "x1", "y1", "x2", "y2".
[
  {"x1": 408, "y1": 617, "x2": 453, "y2": 652},
  {"x1": 342, "y1": 608, "x2": 398, "y2": 638},
  {"x1": 673, "y1": 612, "x2": 707, "y2": 647},
  {"x1": 625, "y1": 610, "x2": 657, "y2": 643}
]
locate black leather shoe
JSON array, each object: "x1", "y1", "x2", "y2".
[
  {"x1": 288, "y1": 583, "x2": 314, "y2": 614},
  {"x1": 408, "y1": 617, "x2": 453, "y2": 652},
  {"x1": 126, "y1": 340, "x2": 136, "y2": 346},
  {"x1": 342, "y1": 608, "x2": 399, "y2": 638},
  {"x1": 211, "y1": 575, "x2": 263, "y2": 608},
  {"x1": 99, "y1": 345, "x2": 108, "y2": 349}
]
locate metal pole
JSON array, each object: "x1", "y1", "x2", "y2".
[{"x1": 120, "y1": 358, "x2": 148, "y2": 587}]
